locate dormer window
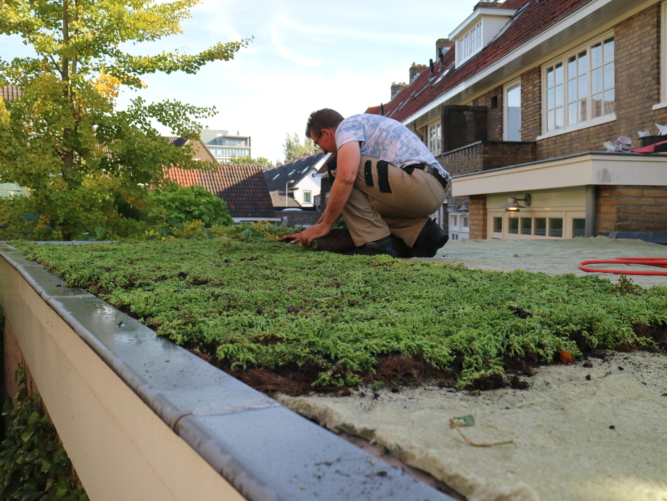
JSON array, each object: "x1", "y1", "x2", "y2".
[
  {"x1": 458, "y1": 22, "x2": 482, "y2": 65},
  {"x1": 451, "y1": 5, "x2": 517, "y2": 67}
]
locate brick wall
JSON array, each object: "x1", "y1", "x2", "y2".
[
  {"x1": 439, "y1": 141, "x2": 536, "y2": 176},
  {"x1": 521, "y1": 67, "x2": 542, "y2": 143},
  {"x1": 468, "y1": 195, "x2": 487, "y2": 239},
  {"x1": 441, "y1": 105, "x2": 488, "y2": 152},
  {"x1": 438, "y1": 142, "x2": 484, "y2": 177},
  {"x1": 596, "y1": 186, "x2": 667, "y2": 234},
  {"x1": 473, "y1": 86, "x2": 504, "y2": 141},
  {"x1": 520, "y1": 4, "x2": 667, "y2": 158},
  {"x1": 482, "y1": 141, "x2": 537, "y2": 171}
]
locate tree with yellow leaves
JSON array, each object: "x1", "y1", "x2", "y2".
[{"x1": 0, "y1": 0, "x2": 248, "y2": 240}]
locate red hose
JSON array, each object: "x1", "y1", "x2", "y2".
[{"x1": 579, "y1": 257, "x2": 667, "y2": 276}]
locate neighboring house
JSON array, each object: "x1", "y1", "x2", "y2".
[
  {"x1": 368, "y1": 0, "x2": 667, "y2": 244},
  {"x1": 269, "y1": 192, "x2": 302, "y2": 210},
  {"x1": 0, "y1": 184, "x2": 25, "y2": 197},
  {"x1": 0, "y1": 85, "x2": 21, "y2": 101},
  {"x1": 166, "y1": 136, "x2": 217, "y2": 162},
  {"x1": 263, "y1": 153, "x2": 330, "y2": 210},
  {"x1": 200, "y1": 127, "x2": 251, "y2": 163},
  {"x1": 165, "y1": 163, "x2": 277, "y2": 224}
]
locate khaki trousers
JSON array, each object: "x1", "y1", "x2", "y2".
[{"x1": 332, "y1": 156, "x2": 447, "y2": 248}]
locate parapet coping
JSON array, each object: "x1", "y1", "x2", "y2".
[{"x1": 0, "y1": 242, "x2": 454, "y2": 501}]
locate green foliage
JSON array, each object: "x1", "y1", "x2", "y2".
[
  {"x1": 0, "y1": 0, "x2": 249, "y2": 240},
  {"x1": 210, "y1": 221, "x2": 298, "y2": 241},
  {"x1": 150, "y1": 185, "x2": 233, "y2": 228},
  {"x1": 228, "y1": 155, "x2": 274, "y2": 170},
  {"x1": 282, "y1": 133, "x2": 317, "y2": 161},
  {"x1": 0, "y1": 365, "x2": 88, "y2": 501},
  {"x1": 13, "y1": 240, "x2": 667, "y2": 389}
]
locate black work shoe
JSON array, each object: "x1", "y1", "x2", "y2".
[
  {"x1": 313, "y1": 229, "x2": 356, "y2": 254},
  {"x1": 344, "y1": 235, "x2": 400, "y2": 257},
  {"x1": 409, "y1": 219, "x2": 449, "y2": 258}
]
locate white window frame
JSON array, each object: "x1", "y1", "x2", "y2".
[
  {"x1": 303, "y1": 190, "x2": 312, "y2": 204},
  {"x1": 539, "y1": 33, "x2": 616, "y2": 139},
  {"x1": 503, "y1": 80, "x2": 522, "y2": 141},
  {"x1": 456, "y1": 21, "x2": 482, "y2": 66},
  {"x1": 654, "y1": 1, "x2": 667, "y2": 110},
  {"x1": 427, "y1": 121, "x2": 442, "y2": 156}
]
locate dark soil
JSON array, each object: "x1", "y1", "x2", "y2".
[{"x1": 180, "y1": 321, "x2": 667, "y2": 396}]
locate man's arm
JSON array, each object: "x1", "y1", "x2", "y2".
[{"x1": 280, "y1": 141, "x2": 360, "y2": 246}]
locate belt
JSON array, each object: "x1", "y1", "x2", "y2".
[{"x1": 404, "y1": 163, "x2": 449, "y2": 191}]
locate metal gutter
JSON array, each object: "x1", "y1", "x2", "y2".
[{"x1": 0, "y1": 242, "x2": 454, "y2": 501}]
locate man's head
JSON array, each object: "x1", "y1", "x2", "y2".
[{"x1": 305, "y1": 108, "x2": 344, "y2": 154}]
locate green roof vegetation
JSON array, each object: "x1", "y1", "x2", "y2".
[{"x1": 14, "y1": 239, "x2": 667, "y2": 391}]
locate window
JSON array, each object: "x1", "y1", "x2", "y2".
[
  {"x1": 457, "y1": 22, "x2": 482, "y2": 65},
  {"x1": 303, "y1": 191, "x2": 311, "y2": 204},
  {"x1": 508, "y1": 217, "x2": 519, "y2": 234},
  {"x1": 544, "y1": 36, "x2": 615, "y2": 133},
  {"x1": 462, "y1": 216, "x2": 469, "y2": 229},
  {"x1": 548, "y1": 218, "x2": 563, "y2": 238},
  {"x1": 521, "y1": 218, "x2": 532, "y2": 235},
  {"x1": 534, "y1": 218, "x2": 547, "y2": 236},
  {"x1": 428, "y1": 122, "x2": 442, "y2": 156},
  {"x1": 493, "y1": 217, "x2": 503, "y2": 233},
  {"x1": 505, "y1": 83, "x2": 521, "y2": 141},
  {"x1": 572, "y1": 219, "x2": 586, "y2": 238},
  {"x1": 450, "y1": 215, "x2": 458, "y2": 229}
]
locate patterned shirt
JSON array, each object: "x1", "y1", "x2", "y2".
[{"x1": 335, "y1": 114, "x2": 451, "y2": 181}]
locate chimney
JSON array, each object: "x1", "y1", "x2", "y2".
[
  {"x1": 474, "y1": 0, "x2": 501, "y2": 9},
  {"x1": 409, "y1": 63, "x2": 427, "y2": 83},
  {"x1": 390, "y1": 82, "x2": 407, "y2": 101},
  {"x1": 436, "y1": 39, "x2": 454, "y2": 60}
]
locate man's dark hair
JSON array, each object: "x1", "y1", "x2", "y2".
[{"x1": 305, "y1": 108, "x2": 344, "y2": 139}]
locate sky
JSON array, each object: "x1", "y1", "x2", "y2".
[{"x1": 0, "y1": 0, "x2": 480, "y2": 164}]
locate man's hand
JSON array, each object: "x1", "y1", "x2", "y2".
[{"x1": 279, "y1": 223, "x2": 331, "y2": 246}]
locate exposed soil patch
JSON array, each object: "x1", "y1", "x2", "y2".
[
  {"x1": 179, "y1": 324, "x2": 667, "y2": 396},
  {"x1": 224, "y1": 354, "x2": 458, "y2": 396}
]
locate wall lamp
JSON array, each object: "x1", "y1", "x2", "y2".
[{"x1": 500, "y1": 194, "x2": 532, "y2": 212}]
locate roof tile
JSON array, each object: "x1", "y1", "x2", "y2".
[
  {"x1": 166, "y1": 164, "x2": 275, "y2": 218},
  {"x1": 369, "y1": 0, "x2": 593, "y2": 123}
]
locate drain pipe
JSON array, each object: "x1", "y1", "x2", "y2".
[{"x1": 585, "y1": 185, "x2": 596, "y2": 238}]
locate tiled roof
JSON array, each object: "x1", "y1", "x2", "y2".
[
  {"x1": 0, "y1": 85, "x2": 21, "y2": 100},
  {"x1": 167, "y1": 136, "x2": 217, "y2": 162},
  {"x1": 263, "y1": 153, "x2": 328, "y2": 192},
  {"x1": 269, "y1": 191, "x2": 302, "y2": 208},
  {"x1": 369, "y1": 0, "x2": 593, "y2": 123},
  {"x1": 166, "y1": 164, "x2": 275, "y2": 218}
]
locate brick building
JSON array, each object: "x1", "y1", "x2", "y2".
[{"x1": 368, "y1": 0, "x2": 667, "y2": 244}]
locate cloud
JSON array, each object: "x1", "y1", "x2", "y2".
[{"x1": 270, "y1": 27, "x2": 322, "y2": 67}]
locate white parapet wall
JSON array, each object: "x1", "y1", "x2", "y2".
[
  {"x1": 0, "y1": 243, "x2": 453, "y2": 501},
  {"x1": 0, "y1": 250, "x2": 245, "y2": 501}
]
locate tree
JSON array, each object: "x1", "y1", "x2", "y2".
[
  {"x1": 0, "y1": 0, "x2": 249, "y2": 240},
  {"x1": 282, "y1": 133, "x2": 317, "y2": 162},
  {"x1": 150, "y1": 184, "x2": 233, "y2": 227},
  {"x1": 228, "y1": 155, "x2": 274, "y2": 169}
]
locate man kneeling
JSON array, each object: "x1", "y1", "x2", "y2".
[{"x1": 281, "y1": 109, "x2": 450, "y2": 258}]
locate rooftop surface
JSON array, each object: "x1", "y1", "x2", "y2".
[
  {"x1": 280, "y1": 236, "x2": 667, "y2": 501},
  {"x1": 428, "y1": 236, "x2": 667, "y2": 289}
]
